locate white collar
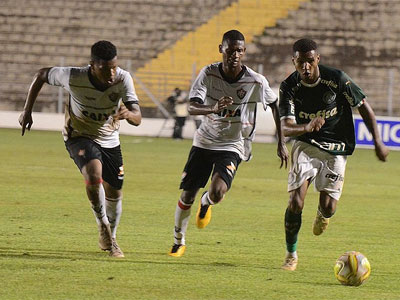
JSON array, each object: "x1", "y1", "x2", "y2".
[{"x1": 300, "y1": 77, "x2": 321, "y2": 87}]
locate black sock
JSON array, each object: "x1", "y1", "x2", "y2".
[{"x1": 284, "y1": 208, "x2": 302, "y2": 252}]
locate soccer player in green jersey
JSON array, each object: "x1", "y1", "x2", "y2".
[{"x1": 279, "y1": 38, "x2": 389, "y2": 271}]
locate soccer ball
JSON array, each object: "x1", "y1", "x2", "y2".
[{"x1": 334, "y1": 251, "x2": 371, "y2": 286}]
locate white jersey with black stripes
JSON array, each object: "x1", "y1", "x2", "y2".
[
  {"x1": 189, "y1": 63, "x2": 276, "y2": 160},
  {"x1": 47, "y1": 66, "x2": 139, "y2": 148}
]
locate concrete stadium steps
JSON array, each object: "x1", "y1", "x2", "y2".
[
  {"x1": 245, "y1": 0, "x2": 400, "y2": 115},
  {"x1": 134, "y1": 0, "x2": 309, "y2": 106},
  {"x1": 0, "y1": 0, "x2": 235, "y2": 114}
]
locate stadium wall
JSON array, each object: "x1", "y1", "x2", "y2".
[
  {"x1": 0, "y1": 108, "x2": 277, "y2": 142},
  {"x1": 3, "y1": 111, "x2": 398, "y2": 149}
]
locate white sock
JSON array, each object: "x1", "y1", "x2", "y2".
[
  {"x1": 106, "y1": 196, "x2": 122, "y2": 239},
  {"x1": 89, "y1": 183, "x2": 109, "y2": 226},
  {"x1": 174, "y1": 198, "x2": 192, "y2": 245},
  {"x1": 201, "y1": 191, "x2": 215, "y2": 206},
  {"x1": 287, "y1": 251, "x2": 298, "y2": 259}
]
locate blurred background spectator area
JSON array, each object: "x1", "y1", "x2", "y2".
[{"x1": 1, "y1": 0, "x2": 399, "y2": 117}]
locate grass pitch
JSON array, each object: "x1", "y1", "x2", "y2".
[{"x1": 0, "y1": 128, "x2": 399, "y2": 299}]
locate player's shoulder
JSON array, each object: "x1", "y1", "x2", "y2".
[
  {"x1": 115, "y1": 67, "x2": 133, "y2": 83},
  {"x1": 69, "y1": 65, "x2": 90, "y2": 78},
  {"x1": 202, "y1": 63, "x2": 220, "y2": 75},
  {"x1": 319, "y1": 64, "x2": 347, "y2": 81},
  {"x1": 241, "y1": 65, "x2": 268, "y2": 86},
  {"x1": 116, "y1": 67, "x2": 130, "y2": 77},
  {"x1": 280, "y1": 70, "x2": 299, "y2": 90}
]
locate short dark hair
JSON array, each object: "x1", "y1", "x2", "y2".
[
  {"x1": 91, "y1": 40, "x2": 117, "y2": 61},
  {"x1": 222, "y1": 30, "x2": 245, "y2": 43},
  {"x1": 293, "y1": 38, "x2": 317, "y2": 53}
]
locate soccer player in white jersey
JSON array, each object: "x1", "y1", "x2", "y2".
[
  {"x1": 279, "y1": 39, "x2": 389, "y2": 271},
  {"x1": 168, "y1": 30, "x2": 289, "y2": 257},
  {"x1": 19, "y1": 41, "x2": 142, "y2": 258}
]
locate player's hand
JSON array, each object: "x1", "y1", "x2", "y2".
[
  {"x1": 18, "y1": 111, "x2": 33, "y2": 136},
  {"x1": 277, "y1": 142, "x2": 289, "y2": 169},
  {"x1": 114, "y1": 105, "x2": 131, "y2": 120},
  {"x1": 305, "y1": 116, "x2": 325, "y2": 132},
  {"x1": 213, "y1": 96, "x2": 233, "y2": 113},
  {"x1": 375, "y1": 141, "x2": 389, "y2": 162}
]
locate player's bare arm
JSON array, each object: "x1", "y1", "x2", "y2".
[
  {"x1": 357, "y1": 102, "x2": 389, "y2": 162},
  {"x1": 19, "y1": 67, "x2": 50, "y2": 136},
  {"x1": 114, "y1": 103, "x2": 142, "y2": 126},
  {"x1": 269, "y1": 100, "x2": 289, "y2": 168},
  {"x1": 281, "y1": 116, "x2": 325, "y2": 137},
  {"x1": 188, "y1": 96, "x2": 233, "y2": 115}
]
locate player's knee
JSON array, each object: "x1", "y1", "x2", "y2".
[
  {"x1": 288, "y1": 195, "x2": 304, "y2": 214},
  {"x1": 180, "y1": 190, "x2": 196, "y2": 205},
  {"x1": 85, "y1": 175, "x2": 103, "y2": 187},
  {"x1": 320, "y1": 202, "x2": 336, "y2": 218},
  {"x1": 209, "y1": 189, "x2": 225, "y2": 204},
  {"x1": 319, "y1": 194, "x2": 337, "y2": 217}
]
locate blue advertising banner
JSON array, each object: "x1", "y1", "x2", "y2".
[{"x1": 354, "y1": 115, "x2": 400, "y2": 150}]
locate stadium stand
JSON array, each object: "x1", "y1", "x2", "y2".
[
  {"x1": 1, "y1": 0, "x2": 398, "y2": 116},
  {"x1": 135, "y1": 0, "x2": 307, "y2": 107},
  {"x1": 244, "y1": 0, "x2": 400, "y2": 116},
  {"x1": 0, "y1": 0, "x2": 236, "y2": 114}
]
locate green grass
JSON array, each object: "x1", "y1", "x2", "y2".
[{"x1": 0, "y1": 128, "x2": 399, "y2": 300}]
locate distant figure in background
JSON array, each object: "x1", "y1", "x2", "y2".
[
  {"x1": 279, "y1": 38, "x2": 389, "y2": 271},
  {"x1": 168, "y1": 29, "x2": 288, "y2": 258},
  {"x1": 18, "y1": 40, "x2": 142, "y2": 258},
  {"x1": 165, "y1": 87, "x2": 180, "y2": 115},
  {"x1": 172, "y1": 88, "x2": 189, "y2": 139}
]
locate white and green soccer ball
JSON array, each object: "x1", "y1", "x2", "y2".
[{"x1": 334, "y1": 251, "x2": 371, "y2": 286}]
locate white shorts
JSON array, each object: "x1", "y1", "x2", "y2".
[{"x1": 288, "y1": 140, "x2": 347, "y2": 200}]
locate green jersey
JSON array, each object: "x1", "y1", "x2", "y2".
[{"x1": 279, "y1": 65, "x2": 366, "y2": 155}]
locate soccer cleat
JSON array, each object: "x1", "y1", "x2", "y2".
[
  {"x1": 312, "y1": 210, "x2": 330, "y2": 236},
  {"x1": 168, "y1": 244, "x2": 186, "y2": 257},
  {"x1": 109, "y1": 238, "x2": 124, "y2": 258},
  {"x1": 98, "y1": 223, "x2": 113, "y2": 251},
  {"x1": 196, "y1": 201, "x2": 212, "y2": 229},
  {"x1": 281, "y1": 254, "x2": 298, "y2": 271}
]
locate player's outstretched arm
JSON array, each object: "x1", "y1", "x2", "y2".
[
  {"x1": 188, "y1": 96, "x2": 233, "y2": 115},
  {"x1": 357, "y1": 102, "x2": 389, "y2": 162},
  {"x1": 115, "y1": 103, "x2": 142, "y2": 126},
  {"x1": 19, "y1": 68, "x2": 50, "y2": 136},
  {"x1": 269, "y1": 100, "x2": 288, "y2": 169}
]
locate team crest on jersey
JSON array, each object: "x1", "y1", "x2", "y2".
[
  {"x1": 108, "y1": 92, "x2": 120, "y2": 103},
  {"x1": 236, "y1": 88, "x2": 247, "y2": 99},
  {"x1": 323, "y1": 91, "x2": 336, "y2": 104}
]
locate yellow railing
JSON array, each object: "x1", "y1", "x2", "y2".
[{"x1": 134, "y1": 0, "x2": 309, "y2": 107}]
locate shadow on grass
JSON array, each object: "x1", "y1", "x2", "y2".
[{"x1": 0, "y1": 247, "x2": 279, "y2": 270}]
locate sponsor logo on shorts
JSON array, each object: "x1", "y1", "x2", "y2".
[
  {"x1": 325, "y1": 173, "x2": 344, "y2": 182},
  {"x1": 118, "y1": 166, "x2": 124, "y2": 180}
]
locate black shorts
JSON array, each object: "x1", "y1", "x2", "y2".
[
  {"x1": 180, "y1": 146, "x2": 241, "y2": 191},
  {"x1": 65, "y1": 137, "x2": 124, "y2": 190}
]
